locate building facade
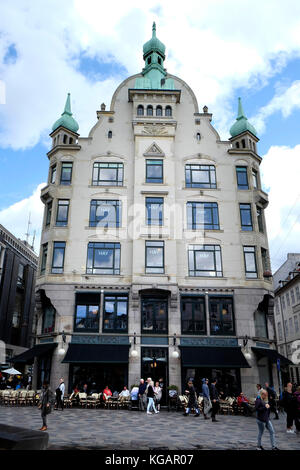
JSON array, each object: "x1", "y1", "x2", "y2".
[
  {"x1": 273, "y1": 254, "x2": 300, "y2": 384},
  {"x1": 0, "y1": 224, "x2": 38, "y2": 369},
  {"x1": 29, "y1": 24, "x2": 287, "y2": 397}
]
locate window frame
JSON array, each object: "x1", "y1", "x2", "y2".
[
  {"x1": 60, "y1": 162, "x2": 73, "y2": 185},
  {"x1": 146, "y1": 159, "x2": 163, "y2": 184},
  {"x1": 185, "y1": 164, "x2": 217, "y2": 189},
  {"x1": 74, "y1": 293, "x2": 100, "y2": 333},
  {"x1": 89, "y1": 199, "x2": 121, "y2": 228},
  {"x1": 51, "y1": 241, "x2": 66, "y2": 274},
  {"x1": 209, "y1": 296, "x2": 236, "y2": 336},
  {"x1": 240, "y1": 203, "x2": 253, "y2": 231},
  {"x1": 45, "y1": 200, "x2": 52, "y2": 226},
  {"x1": 181, "y1": 296, "x2": 207, "y2": 335},
  {"x1": 243, "y1": 246, "x2": 258, "y2": 279},
  {"x1": 86, "y1": 242, "x2": 121, "y2": 275},
  {"x1": 188, "y1": 244, "x2": 223, "y2": 277},
  {"x1": 50, "y1": 165, "x2": 56, "y2": 184},
  {"x1": 236, "y1": 166, "x2": 249, "y2": 190},
  {"x1": 55, "y1": 199, "x2": 70, "y2": 227},
  {"x1": 146, "y1": 197, "x2": 164, "y2": 226},
  {"x1": 141, "y1": 297, "x2": 168, "y2": 334},
  {"x1": 102, "y1": 294, "x2": 128, "y2": 333},
  {"x1": 145, "y1": 240, "x2": 165, "y2": 274},
  {"x1": 187, "y1": 202, "x2": 220, "y2": 230},
  {"x1": 92, "y1": 162, "x2": 124, "y2": 186},
  {"x1": 40, "y1": 243, "x2": 48, "y2": 274}
]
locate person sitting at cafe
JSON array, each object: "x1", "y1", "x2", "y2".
[
  {"x1": 237, "y1": 392, "x2": 252, "y2": 416},
  {"x1": 103, "y1": 385, "x2": 112, "y2": 401},
  {"x1": 119, "y1": 386, "x2": 130, "y2": 399}
]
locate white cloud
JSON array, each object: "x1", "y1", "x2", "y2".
[
  {"x1": 0, "y1": 183, "x2": 45, "y2": 253},
  {"x1": 253, "y1": 81, "x2": 300, "y2": 134},
  {"x1": 1, "y1": 1, "x2": 300, "y2": 148},
  {"x1": 261, "y1": 145, "x2": 300, "y2": 272}
]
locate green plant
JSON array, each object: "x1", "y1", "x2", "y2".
[{"x1": 167, "y1": 385, "x2": 178, "y2": 391}]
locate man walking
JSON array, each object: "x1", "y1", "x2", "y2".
[
  {"x1": 202, "y1": 378, "x2": 211, "y2": 420},
  {"x1": 210, "y1": 378, "x2": 220, "y2": 422},
  {"x1": 55, "y1": 377, "x2": 65, "y2": 411},
  {"x1": 138, "y1": 378, "x2": 147, "y2": 411}
]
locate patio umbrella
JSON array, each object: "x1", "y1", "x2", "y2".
[{"x1": 2, "y1": 367, "x2": 22, "y2": 375}]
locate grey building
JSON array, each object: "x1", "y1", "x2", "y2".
[
  {"x1": 25, "y1": 24, "x2": 292, "y2": 399},
  {"x1": 0, "y1": 224, "x2": 38, "y2": 369}
]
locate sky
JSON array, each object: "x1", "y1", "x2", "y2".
[{"x1": 0, "y1": 0, "x2": 300, "y2": 273}]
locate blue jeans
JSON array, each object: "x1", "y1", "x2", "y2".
[
  {"x1": 147, "y1": 397, "x2": 157, "y2": 413},
  {"x1": 257, "y1": 419, "x2": 276, "y2": 448}
]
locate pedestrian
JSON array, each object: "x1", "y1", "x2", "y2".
[
  {"x1": 255, "y1": 389, "x2": 279, "y2": 450},
  {"x1": 281, "y1": 382, "x2": 297, "y2": 433},
  {"x1": 293, "y1": 386, "x2": 300, "y2": 434},
  {"x1": 38, "y1": 381, "x2": 55, "y2": 431},
  {"x1": 154, "y1": 381, "x2": 162, "y2": 411},
  {"x1": 210, "y1": 378, "x2": 220, "y2": 422},
  {"x1": 138, "y1": 378, "x2": 147, "y2": 411},
  {"x1": 55, "y1": 377, "x2": 65, "y2": 411},
  {"x1": 265, "y1": 382, "x2": 279, "y2": 420},
  {"x1": 202, "y1": 378, "x2": 211, "y2": 420},
  {"x1": 146, "y1": 379, "x2": 159, "y2": 415},
  {"x1": 183, "y1": 380, "x2": 200, "y2": 417}
]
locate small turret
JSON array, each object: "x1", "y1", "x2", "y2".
[
  {"x1": 50, "y1": 93, "x2": 79, "y2": 148},
  {"x1": 229, "y1": 97, "x2": 258, "y2": 152}
]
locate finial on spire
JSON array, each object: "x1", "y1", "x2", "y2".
[
  {"x1": 152, "y1": 21, "x2": 156, "y2": 37},
  {"x1": 64, "y1": 93, "x2": 72, "y2": 116}
]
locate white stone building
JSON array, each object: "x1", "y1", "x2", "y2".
[
  {"x1": 26, "y1": 24, "x2": 291, "y2": 399},
  {"x1": 273, "y1": 254, "x2": 300, "y2": 384}
]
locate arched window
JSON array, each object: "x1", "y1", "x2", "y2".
[
  {"x1": 165, "y1": 106, "x2": 172, "y2": 116},
  {"x1": 242, "y1": 139, "x2": 246, "y2": 149},
  {"x1": 63, "y1": 134, "x2": 67, "y2": 144},
  {"x1": 156, "y1": 106, "x2": 162, "y2": 116},
  {"x1": 147, "y1": 56, "x2": 151, "y2": 65},
  {"x1": 158, "y1": 57, "x2": 161, "y2": 65},
  {"x1": 108, "y1": 131, "x2": 112, "y2": 139},
  {"x1": 236, "y1": 142, "x2": 240, "y2": 149},
  {"x1": 137, "y1": 105, "x2": 144, "y2": 116},
  {"x1": 69, "y1": 137, "x2": 73, "y2": 144},
  {"x1": 53, "y1": 137, "x2": 56, "y2": 147},
  {"x1": 147, "y1": 105, "x2": 153, "y2": 116},
  {"x1": 196, "y1": 133, "x2": 201, "y2": 141}
]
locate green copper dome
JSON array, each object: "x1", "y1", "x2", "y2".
[
  {"x1": 52, "y1": 93, "x2": 79, "y2": 133},
  {"x1": 230, "y1": 97, "x2": 257, "y2": 137},
  {"x1": 143, "y1": 22, "x2": 166, "y2": 60}
]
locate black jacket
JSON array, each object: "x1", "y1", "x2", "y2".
[
  {"x1": 255, "y1": 397, "x2": 270, "y2": 423},
  {"x1": 210, "y1": 383, "x2": 219, "y2": 401},
  {"x1": 147, "y1": 385, "x2": 155, "y2": 398}
]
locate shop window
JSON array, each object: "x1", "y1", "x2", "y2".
[
  {"x1": 103, "y1": 295, "x2": 128, "y2": 332},
  {"x1": 209, "y1": 297, "x2": 235, "y2": 336},
  {"x1": 141, "y1": 297, "x2": 168, "y2": 334},
  {"x1": 74, "y1": 293, "x2": 100, "y2": 332},
  {"x1": 181, "y1": 296, "x2": 206, "y2": 334}
]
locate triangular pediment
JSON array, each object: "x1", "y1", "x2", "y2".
[{"x1": 143, "y1": 142, "x2": 165, "y2": 157}]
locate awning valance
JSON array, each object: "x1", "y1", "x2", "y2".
[
  {"x1": 61, "y1": 343, "x2": 130, "y2": 364},
  {"x1": 252, "y1": 347, "x2": 293, "y2": 366},
  {"x1": 12, "y1": 343, "x2": 57, "y2": 364},
  {"x1": 179, "y1": 346, "x2": 250, "y2": 368}
]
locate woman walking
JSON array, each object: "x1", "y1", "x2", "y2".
[
  {"x1": 38, "y1": 381, "x2": 55, "y2": 431},
  {"x1": 255, "y1": 389, "x2": 279, "y2": 450},
  {"x1": 146, "y1": 379, "x2": 159, "y2": 415},
  {"x1": 154, "y1": 381, "x2": 162, "y2": 411},
  {"x1": 281, "y1": 382, "x2": 297, "y2": 433}
]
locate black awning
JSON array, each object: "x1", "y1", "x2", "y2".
[
  {"x1": 12, "y1": 343, "x2": 57, "y2": 364},
  {"x1": 61, "y1": 343, "x2": 130, "y2": 364},
  {"x1": 179, "y1": 346, "x2": 250, "y2": 368},
  {"x1": 252, "y1": 347, "x2": 293, "y2": 366}
]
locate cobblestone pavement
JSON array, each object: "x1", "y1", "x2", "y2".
[{"x1": 0, "y1": 406, "x2": 299, "y2": 450}]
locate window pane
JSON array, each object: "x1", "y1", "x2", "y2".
[
  {"x1": 146, "y1": 160, "x2": 163, "y2": 183},
  {"x1": 60, "y1": 162, "x2": 73, "y2": 185},
  {"x1": 236, "y1": 167, "x2": 249, "y2": 189},
  {"x1": 92, "y1": 163, "x2": 123, "y2": 186},
  {"x1": 185, "y1": 165, "x2": 216, "y2": 189},
  {"x1": 209, "y1": 297, "x2": 235, "y2": 336},
  {"x1": 86, "y1": 243, "x2": 120, "y2": 275},
  {"x1": 188, "y1": 245, "x2": 222, "y2": 277},
  {"x1": 240, "y1": 204, "x2": 253, "y2": 231}
]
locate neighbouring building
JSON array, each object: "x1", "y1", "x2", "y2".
[
  {"x1": 273, "y1": 254, "x2": 300, "y2": 384},
  {"x1": 15, "y1": 24, "x2": 292, "y2": 398},
  {"x1": 0, "y1": 224, "x2": 38, "y2": 370}
]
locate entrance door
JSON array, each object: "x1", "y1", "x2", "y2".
[{"x1": 141, "y1": 347, "x2": 168, "y2": 404}]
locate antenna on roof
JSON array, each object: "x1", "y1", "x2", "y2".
[
  {"x1": 31, "y1": 230, "x2": 36, "y2": 251},
  {"x1": 25, "y1": 212, "x2": 31, "y2": 244}
]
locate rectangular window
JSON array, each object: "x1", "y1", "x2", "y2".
[
  {"x1": 243, "y1": 246, "x2": 257, "y2": 278},
  {"x1": 240, "y1": 204, "x2": 253, "y2": 231},
  {"x1": 188, "y1": 244, "x2": 223, "y2": 277},
  {"x1": 209, "y1": 297, "x2": 235, "y2": 336},
  {"x1": 282, "y1": 295, "x2": 286, "y2": 310},
  {"x1": 275, "y1": 299, "x2": 280, "y2": 315},
  {"x1": 296, "y1": 286, "x2": 300, "y2": 301},
  {"x1": 92, "y1": 162, "x2": 124, "y2": 186},
  {"x1": 291, "y1": 289, "x2": 295, "y2": 304},
  {"x1": 56, "y1": 200, "x2": 69, "y2": 226},
  {"x1": 17, "y1": 263, "x2": 25, "y2": 288},
  {"x1": 289, "y1": 317, "x2": 293, "y2": 336},
  {"x1": 284, "y1": 319, "x2": 288, "y2": 336},
  {"x1": 146, "y1": 159, "x2": 163, "y2": 183},
  {"x1": 181, "y1": 296, "x2": 206, "y2": 334},
  {"x1": 185, "y1": 164, "x2": 216, "y2": 189},
  {"x1": 103, "y1": 295, "x2": 128, "y2": 332},
  {"x1": 41, "y1": 243, "x2": 48, "y2": 274},
  {"x1": 46, "y1": 201, "x2": 52, "y2": 226},
  {"x1": 86, "y1": 242, "x2": 120, "y2": 275},
  {"x1": 256, "y1": 206, "x2": 264, "y2": 233},
  {"x1": 261, "y1": 248, "x2": 268, "y2": 273},
  {"x1": 141, "y1": 297, "x2": 168, "y2": 334},
  {"x1": 60, "y1": 162, "x2": 73, "y2": 185},
  {"x1": 146, "y1": 197, "x2": 163, "y2": 226},
  {"x1": 286, "y1": 293, "x2": 290, "y2": 307},
  {"x1": 294, "y1": 315, "x2": 299, "y2": 334},
  {"x1": 187, "y1": 202, "x2": 219, "y2": 230},
  {"x1": 89, "y1": 200, "x2": 121, "y2": 227},
  {"x1": 252, "y1": 169, "x2": 258, "y2": 189},
  {"x1": 74, "y1": 293, "x2": 100, "y2": 332},
  {"x1": 145, "y1": 241, "x2": 164, "y2": 274},
  {"x1": 236, "y1": 166, "x2": 249, "y2": 190},
  {"x1": 51, "y1": 241, "x2": 66, "y2": 274},
  {"x1": 50, "y1": 165, "x2": 56, "y2": 184},
  {"x1": 277, "y1": 322, "x2": 283, "y2": 341}
]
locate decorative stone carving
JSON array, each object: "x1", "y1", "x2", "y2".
[{"x1": 142, "y1": 124, "x2": 168, "y2": 136}]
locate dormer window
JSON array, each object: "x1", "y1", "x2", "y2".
[
  {"x1": 165, "y1": 106, "x2": 172, "y2": 116},
  {"x1": 147, "y1": 105, "x2": 153, "y2": 116},
  {"x1": 137, "y1": 105, "x2": 144, "y2": 116},
  {"x1": 156, "y1": 106, "x2": 162, "y2": 116}
]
